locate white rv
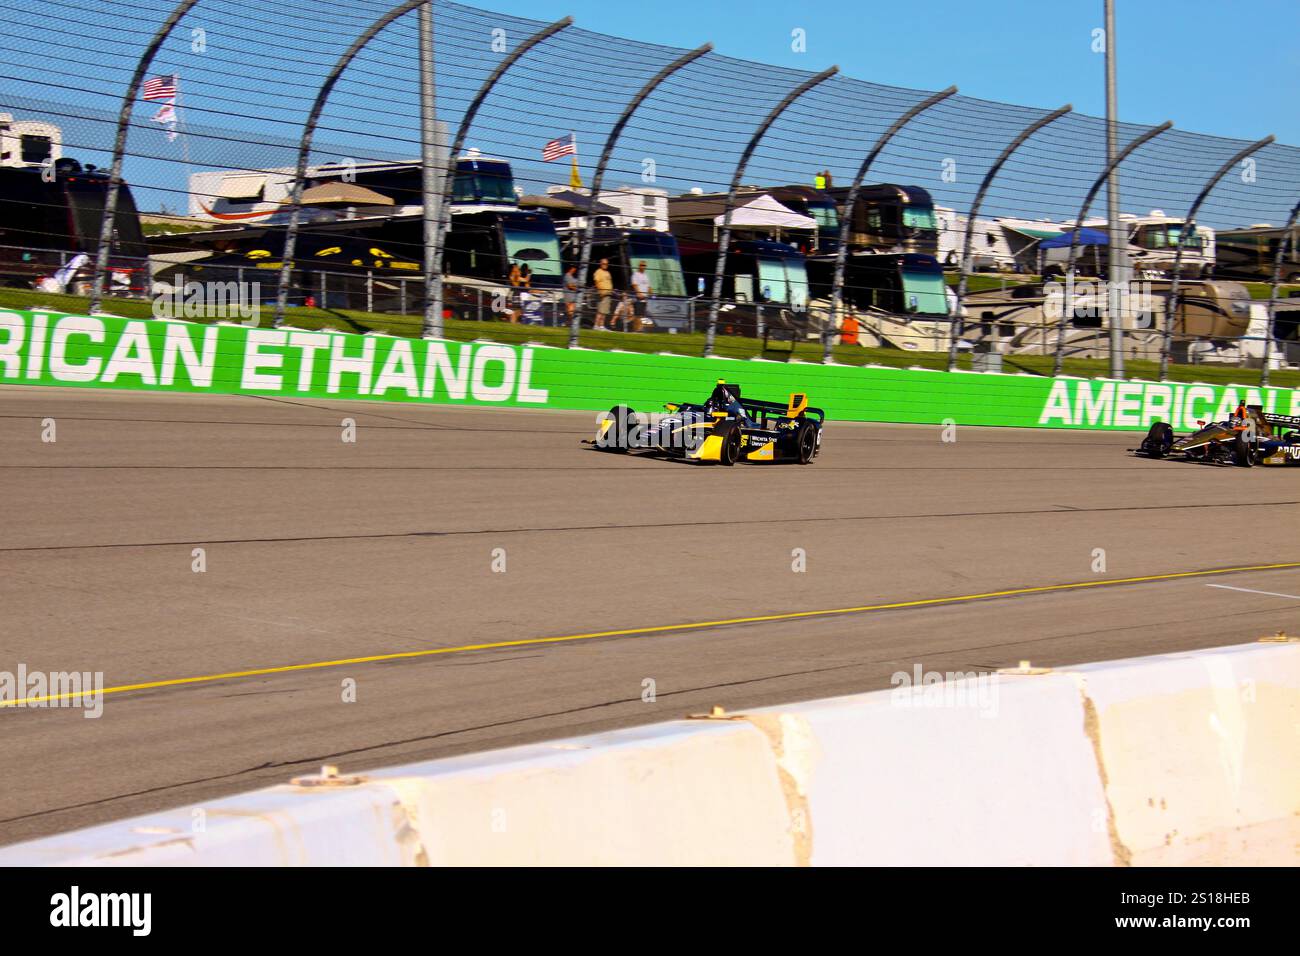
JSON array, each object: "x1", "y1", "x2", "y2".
[
  {"x1": 188, "y1": 160, "x2": 430, "y2": 224},
  {"x1": 1058, "y1": 210, "x2": 1217, "y2": 279},
  {"x1": 594, "y1": 184, "x2": 670, "y2": 231},
  {"x1": 934, "y1": 206, "x2": 1060, "y2": 273},
  {"x1": 0, "y1": 114, "x2": 61, "y2": 169}
]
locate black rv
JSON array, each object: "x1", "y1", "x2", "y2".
[
  {"x1": 678, "y1": 238, "x2": 810, "y2": 337},
  {"x1": 562, "y1": 227, "x2": 690, "y2": 329},
  {"x1": 824, "y1": 183, "x2": 939, "y2": 257},
  {"x1": 0, "y1": 158, "x2": 148, "y2": 292},
  {"x1": 807, "y1": 252, "x2": 949, "y2": 317}
]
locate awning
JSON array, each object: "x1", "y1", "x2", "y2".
[
  {"x1": 998, "y1": 221, "x2": 1065, "y2": 240},
  {"x1": 715, "y1": 194, "x2": 816, "y2": 230},
  {"x1": 520, "y1": 191, "x2": 618, "y2": 215},
  {"x1": 1039, "y1": 228, "x2": 1109, "y2": 249},
  {"x1": 292, "y1": 183, "x2": 395, "y2": 207}
]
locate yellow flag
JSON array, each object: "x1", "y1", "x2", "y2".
[{"x1": 569, "y1": 156, "x2": 583, "y2": 190}]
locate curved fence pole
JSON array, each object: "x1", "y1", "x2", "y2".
[
  {"x1": 416, "y1": 2, "x2": 440, "y2": 338},
  {"x1": 823, "y1": 85, "x2": 956, "y2": 363},
  {"x1": 568, "y1": 43, "x2": 712, "y2": 348},
  {"x1": 432, "y1": 16, "x2": 574, "y2": 337},
  {"x1": 1261, "y1": 199, "x2": 1300, "y2": 387},
  {"x1": 1158, "y1": 135, "x2": 1275, "y2": 380},
  {"x1": 1052, "y1": 120, "x2": 1172, "y2": 375},
  {"x1": 89, "y1": 0, "x2": 202, "y2": 314},
  {"x1": 704, "y1": 66, "x2": 839, "y2": 357},
  {"x1": 274, "y1": 0, "x2": 442, "y2": 327},
  {"x1": 946, "y1": 104, "x2": 1072, "y2": 372}
]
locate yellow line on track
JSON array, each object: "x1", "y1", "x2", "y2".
[{"x1": 4, "y1": 560, "x2": 1297, "y2": 707}]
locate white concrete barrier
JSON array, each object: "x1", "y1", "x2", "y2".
[
  {"x1": 2, "y1": 640, "x2": 1295, "y2": 866},
  {"x1": 1066, "y1": 641, "x2": 1300, "y2": 866}
]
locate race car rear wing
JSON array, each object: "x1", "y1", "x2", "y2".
[
  {"x1": 1263, "y1": 412, "x2": 1300, "y2": 433},
  {"x1": 740, "y1": 396, "x2": 826, "y2": 423}
]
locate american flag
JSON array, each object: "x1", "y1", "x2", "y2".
[
  {"x1": 541, "y1": 133, "x2": 576, "y2": 162},
  {"x1": 142, "y1": 75, "x2": 178, "y2": 101}
]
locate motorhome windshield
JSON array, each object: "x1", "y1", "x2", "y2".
[
  {"x1": 503, "y1": 220, "x2": 561, "y2": 277},
  {"x1": 1137, "y1": 224, "x2": 1203, "y2": 251},
  {"x1": 453, "y1": 164, "x2": 516, "y2": 205},
  {"x1": 756, "y1": 254, "x2": 809, "y2": 310},
  {"x1": 902, "y1": 205, "x2": 937, "y2": 231},
  {"x1": 900, "y1": 262, "x2": 948, "y2": 315},
  {"x1": 627, "y1": 234, "x2": 685, "y2": 296}
]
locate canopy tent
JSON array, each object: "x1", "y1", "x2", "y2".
[
  {"x1": 289, "y1": 182, "x2": 395, "y2": 208},
  {"x1": 998, "y1": 222, "x2": 1066, "y2": 241},
  {"x1": 1039, "y1": 227, "x2": 1110, "y2": 249},
  {"x1": 714, "y1": 193, "x2": 817, "y2": 231},
  {"x1": 521, "y1": 191, "x2": 619, "y2": 215}
]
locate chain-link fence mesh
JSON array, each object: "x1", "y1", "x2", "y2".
[{"x1": 2, "y1": 0, "x2": 1298, "y2": 377}]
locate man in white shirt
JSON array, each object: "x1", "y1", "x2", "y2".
[{"x1": 628, "y1": 261, "x2": 652, "y2": 331}]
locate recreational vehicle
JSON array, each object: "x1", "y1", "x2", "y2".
[
  {"x1": 678, "y1": 238, "x2": 810, "y2": 337},
  {"x1": 823, "y1": 183, "x2": 939, "y2": 257},
  {"x1": 807, "y1": 252, "x2": 948, "y2": 317},
  {"x1": 1215, "y1": 224, "x2": 1300, "y2": 283},
  {"x1": 0, "y1": 156, "x2": 147, "y2": 292},
  {"x1": 959, "y1": 277, "x2": 1251, "y2": 362},
  {"x1": 0, "y1": 113, "x2": 61, "y2": 169},
  {"x1": 561, "y1": 226, "x2": 690, "y2": 330},
  {"x1": 1044, "y1": 211, "x2": 1216, "y2": 279}
]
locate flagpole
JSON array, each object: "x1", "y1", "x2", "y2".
[
  {"x1": 175, "y1": 86, "x2": 190, "y2": 165},
  {"x1": 570, "y1": 130, "x2": 582, "y2": 191}
]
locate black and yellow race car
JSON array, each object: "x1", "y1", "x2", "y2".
[
  {"x1": 1135, "y1": 404, "x2": 1300, "y2": 467},
  {"x1": 585, "y1": 381, "x2": 824, "y2": 465}
]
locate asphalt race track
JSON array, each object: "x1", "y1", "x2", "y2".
[{"x1": 2, "y1": 385, "x2": 1298, "y2": 845}]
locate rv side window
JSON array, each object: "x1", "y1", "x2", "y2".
[{"x1": 20, "y1": 135, "x2": 52, "y2": 166}]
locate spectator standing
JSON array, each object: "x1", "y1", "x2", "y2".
[
  {"x1": 563, "y1": 266, "x2": 579, "y2": 325},
  {"x1": 593, "y1": 258, "x2": 614, "y2": 330},
  {"x1": 630, "y1": 260, "x2": 652, "y2": 331},
  {"x1": 506, "y1": 263, "x2": 522, "y2": 323}
]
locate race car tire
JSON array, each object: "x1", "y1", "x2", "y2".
[
  {"x1": 601, "y1": 405, "x2": 640, "y2": 452},
  {"x1": 718, "y1": 422, "x2": 742, "y2": 466},
  {"x1": 795, "y1": 421, "x2": 818, "y2": 464},
  {"x1": 1142, "y1": 421, "x2": 1174, "y2": 458},
  {"x1": 1233, "y1": 432, "x2": 1255, "y2": 468}
]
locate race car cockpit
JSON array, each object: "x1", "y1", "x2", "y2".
[{"x1": 706, "y1": 382, "x2": 755, "y2": 426}]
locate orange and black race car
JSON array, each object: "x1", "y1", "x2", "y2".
[
  {"x1": 1135, "y1": 404, "x2": 1300, "y2": 467},
  {"x1": 584, "y1": 381, "x2": 824, "y2": 465}
]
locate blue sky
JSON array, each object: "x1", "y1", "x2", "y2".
[{"x1": 478, "y1": 0, "x2": 1298, "y2": 144}]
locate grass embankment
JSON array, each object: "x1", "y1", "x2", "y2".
[{"x1": 2, "y1": 288, "x2": 1296, "y2": 388}]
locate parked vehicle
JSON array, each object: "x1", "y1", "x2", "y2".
[
  {"x1": 807, "y1": 252, "x2": 948, "y2": 317},
  {"x1": 678, "y1": 238, "x2": 810, "y2": 337},
  {"x1": 561, "y1": 226, "x2": 690, "y2": 330},
  {"x1": 1214, "y1": 224, "x2": 1300, "y2": 283},
  {"x1": 0, "y1": 157, "x2": 148, "y2": 292},
  {"x1": 823, "y1": 183, "x2": 940, "y2": 257},
  {"x1": 1042, "y1": 211, "x2": 1216, "y2": 279}
]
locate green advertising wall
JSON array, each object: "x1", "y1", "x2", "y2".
[{"x1": 3, "y1": 309, "x2": 1297, "y2": 431}]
